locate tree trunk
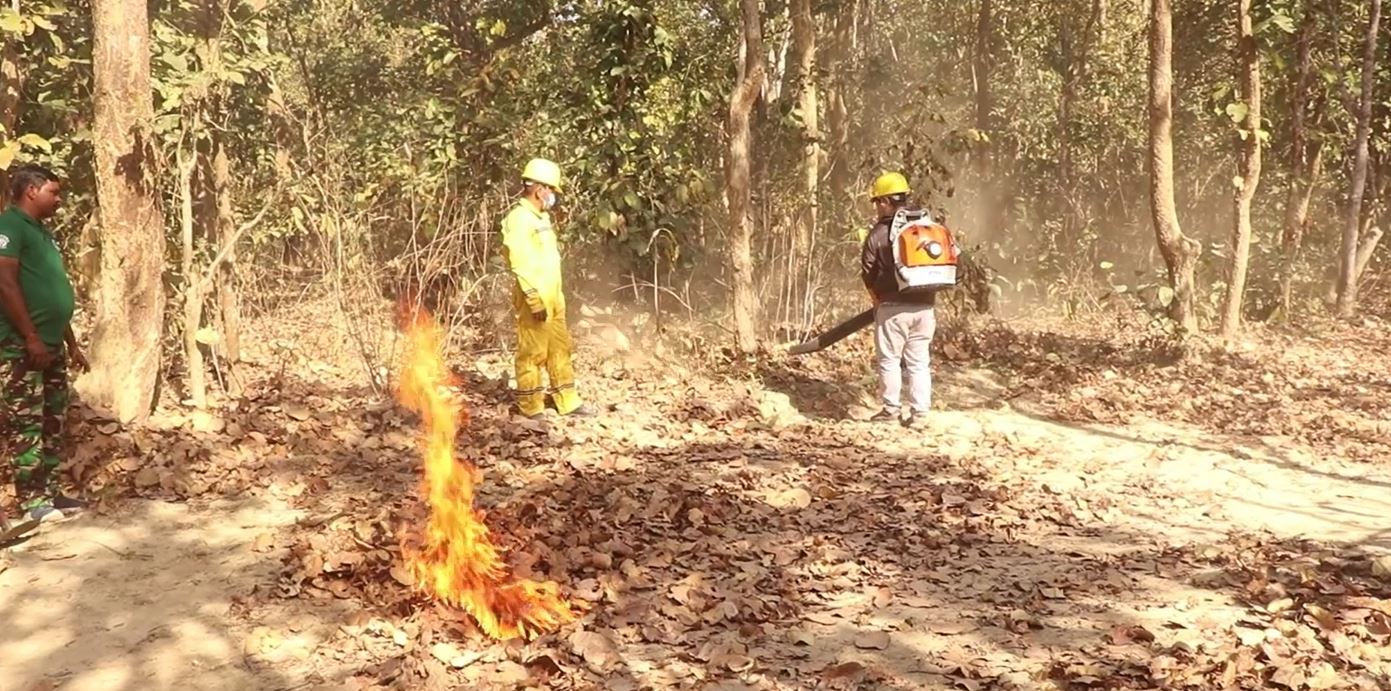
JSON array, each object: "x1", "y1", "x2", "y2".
[
  {"x1": 0, "y1": 0, "x2": 24, "y2": 194},
  {"x1": 1354, "y1": 226, "x2": 1383, "y2": 282},
  {"x1": 825, "y1": 0, "x2": 856, "y2": 195},
  {"x1": 1147, "y1": 0, "x2": 1200, "y2": 331},
  {"x1": 1334, "y1": 0, "x2": 1381, "y2": 317},
  {"x1": 790, "y1": 0, "x2": 818, "y2": 326},
  {"x1": 84, "y1": 0, "x2": 165, "y2": 422},
  {"x1": 179, "y1": 143, "x2": 206, "y2": 408},
  {"x1": 1220, "y1": 0, "x2": 1262, "y2": 338},
  {"x1": 212, "y1": 139, "x2": 241, "y2": 366},
  {"x1": 1278, "y1": 7, "x2": 1322, "y2": 318},
  {"x1": 199, "y1": 0, "x2": 242, "y2": 366},
  {"x1": 726, "y1": 0, "x2": 764, "y2": 353},
  {"x1": 1056, "y1": 0, "x2": 1103, "y2": 268},
  {"x1": 973, "y1": 0, "x2": 1007, "y2": 240},
  {"x1": 972, "y1": 0, "x2": 994, "y2": 182},
  {"x1": 1057, "y1": 21, "x2": 1077, "y2": 255}
]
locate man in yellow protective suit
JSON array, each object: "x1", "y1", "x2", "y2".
[{"x1": 501, "y1": 158, "x2": 596, "y2": 419}]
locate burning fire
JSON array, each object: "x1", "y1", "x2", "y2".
[{"x1": 396, "y1": 308, "x2": 576, "y2": 640}]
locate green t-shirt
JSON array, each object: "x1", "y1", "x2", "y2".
[{"x1": 0, "y1": 206, "x2": 76, "y2": 346}]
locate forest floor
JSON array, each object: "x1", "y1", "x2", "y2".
[{"x1": 2, "y1": 297, "x2": 1390, "y2": 691}]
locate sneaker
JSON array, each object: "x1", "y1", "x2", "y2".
[
  {"x1": 868, "y1": 408, "x2": 901, "y2": 423},
  {"x1": 563, "y1": 404, "x2": 599, "y2": 418},
  {"x1": 902, "y1": 413, "x2": 925, "y2": 429},
  {"x1": 25, "y1": 502, "x2": 64, "y2": 523}
]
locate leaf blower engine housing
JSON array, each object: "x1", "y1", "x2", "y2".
[{"x1": 891, "y1": 209, "x2": 960, "y2": 294}]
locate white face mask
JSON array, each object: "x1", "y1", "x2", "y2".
[{"x1": 541, "y1": 189, "x2": 557, "y2": 211}]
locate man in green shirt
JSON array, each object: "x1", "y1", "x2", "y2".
[{"x1": 0, "y1": 164, "x2": 88, "y2": 524}]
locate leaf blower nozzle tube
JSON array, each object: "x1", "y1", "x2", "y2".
[{"x1": 787, "y1": 308, "x2": 875, "y2": 355}]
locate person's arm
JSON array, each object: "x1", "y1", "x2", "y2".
[
  {"x1": 860, "y1": 225, "x2": 883, "y2": 306},
  {"x1": 0, "y1": 260, "x2": 37, "y2": 341},
  {"x1": 500, "y1": 212, "x2": 547, "y2": 320},
  {"x1": 0, "y1": 235, "x2": 50, "y2": 369}
]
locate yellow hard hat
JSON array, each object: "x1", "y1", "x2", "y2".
[
  {"x1": 870, "y1": 172, "x2": 911, "y2": 199},
  {"x1": 521, "y1": 158, "x2": 563, "y2": 191}
]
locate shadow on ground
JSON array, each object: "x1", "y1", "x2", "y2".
[{"x1": 0, "y1": 497, "x2": 302, "y2": 691}]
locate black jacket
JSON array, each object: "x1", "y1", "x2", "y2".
[{"x1": 861, "y1": 213, "x2": 936, "y2": 306}]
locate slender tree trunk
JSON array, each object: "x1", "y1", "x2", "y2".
[
  {"x1": 212, "y1": 141, "x2": 241, "y2": 365},
  {"x1": 825, "y1": 0, "x2": 856, "y2": 195},
  {"x1": 1056, "y1": 0, "x2": 1103, "y2": 268},
  {"x1": 1354, "y1": 226, "x2": 1383, "y2": 280},
  {"x1": 726, "y1": 0, "x2": 764, "y2": 353},
  {"x1": 973, "y1": 0, "x2": 1006, "y2": 240},
  {"x1": 972, "y1": 0, "x2": 994, "y2": 182},
  {"x1": 1221, "y1": 0, "x2": 1262, "y2": 338},
  {"x1": 1334, "y1": 0, "x2": 1381, "y2": 317},
  {"x1": 1148, "y1": 0, "x2": 1200, "y2": 331},
  {"x1": 1279, "y1": 7, "x2": 1322, "y2": 317},
  {"x1": 790, "y1": 0, "x2": 818, "y2": 327},
  {"x1": 1057, "y1": 22, "x2": 1077, "y2": 254},
  {"x1": 0, "y1": 0, "x2": 24, "y2": 194},
  {"x1": 84, "y1": 0, "x2": 165, "y2": 422},
  {"x1": 179, "y1": 142, "x2": 206, "y2": 408},
  {"x1": 199, "y1": 0, "x2": 242, "y2": 366}
]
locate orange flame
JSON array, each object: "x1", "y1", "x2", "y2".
[{"x1": 396, "y1": 308, "x2": 576, "y2": 640}]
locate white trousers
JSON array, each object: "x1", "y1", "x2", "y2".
[{"x1": 874, "y1": 303, "x2": 936, "y2": 414}]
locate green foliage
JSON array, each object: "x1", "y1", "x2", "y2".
[{"x1": 0, "y1": 0, "x2": 1387, "y2": 332}]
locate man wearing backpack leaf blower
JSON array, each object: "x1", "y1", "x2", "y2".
[{"x1": 860, "y1": 172, "x2": 959, "y2": 428}]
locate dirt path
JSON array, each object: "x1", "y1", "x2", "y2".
[
  {"x1": 2, "y1": 351, "x2": 1388, "y2": 690},
  {"x1": 0, "y1": 498, "x2": 303, "y2": 691},
  {"x1": 944, "y1": 400, "x2": 1391, "y2": 550}
]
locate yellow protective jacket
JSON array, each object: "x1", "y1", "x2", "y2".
[{"x1": 500, "y1": 201, "x2": 565, "y2": 316}]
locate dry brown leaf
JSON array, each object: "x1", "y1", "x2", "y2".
[
  {"x1": 777, "y1": 488, "x2": 812, "y2": 509},
  {"x1": 822, "y1": 661, "x2": 866, "y2": 680},
  {"x1": 430, "y1": 642, "x2": 462, "y2": 665},
  {"x1": 1236, "y1": 627, "x2": 1266, "y2": 647},
  {"x1": 854, "y1": 631, "x2": 890, "y2": 650},
  {"x1": 723, "y1": 654, "x2": 755, "y2": 673},
  {"x1": 1305, "y1": 662, "x2": 1339, "y2": 690},
  {"x1": 1304, "y1": 604, "x2": 1339, "y2": 631},
  {"x1": 1269, "y1": 663, "x2": 1305, "y2": 689},
  {"x1": 493, "y1": 660, "x2": 530, "y2": 684},
  {"x1": 1367, "y1": 613, "x2": 1391, "y2": 637},
  {"x1": 1109, "y1": 625, "x2": 1156, "y2": 645},
  {"x1": 871, "y1": 587, "x2": 893, "y2": 608},
  {"x1": 569, "y1": 630, "x2": 621, "y2": 672}
]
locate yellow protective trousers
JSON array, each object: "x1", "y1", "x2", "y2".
[{"x1": 513, "y1": 301, "x2": 581, "y2": 416}]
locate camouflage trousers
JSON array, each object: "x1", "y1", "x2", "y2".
[{"x1": 0, "y1": 338, "x2": 69, "y2": 511}]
